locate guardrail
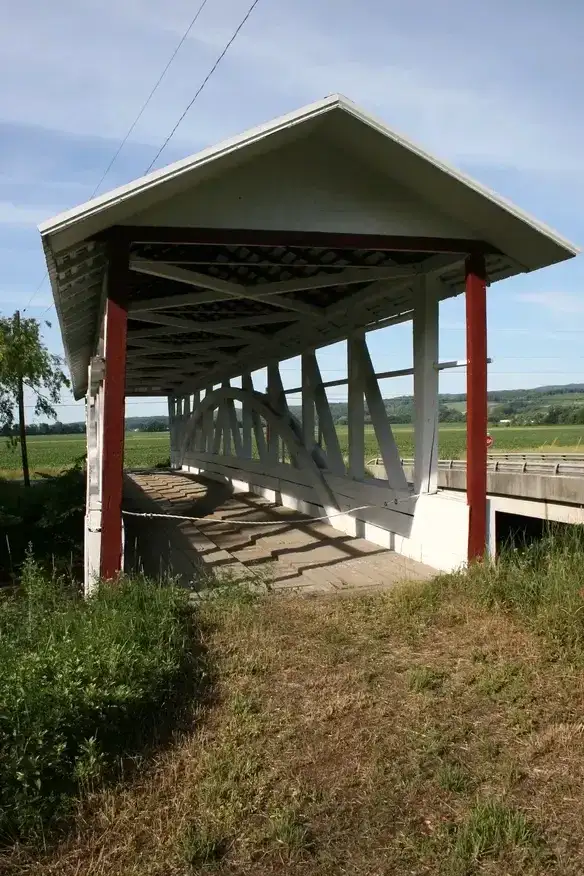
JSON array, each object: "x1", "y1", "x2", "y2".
[
  {"x1": 488, "y1": 452, "x2": 584, "y2": 462},
  {"x1": 366, "y1": 457, "x2": 584, "y2": 478}
]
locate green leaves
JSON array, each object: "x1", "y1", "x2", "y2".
[{"x1": 0, "y1": 313, "x2": 69, "y2": 433}]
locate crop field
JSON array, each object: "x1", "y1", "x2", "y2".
[{"x1": 1, "y1": 423, "x2": 584, "y2": 478}]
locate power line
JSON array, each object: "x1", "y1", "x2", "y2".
[
  {"x1": 22, "y1": 0, "x2": 212, "y2": 314},
  {"x1": 91, "y1": 0, "x2": 211, "y2": 198},
  {"x1": 22, "y1": 274, "x2": 49, "y2": 315},
  {"x1": 145, "y1": 0, "x2": 262, "y2": 172}
]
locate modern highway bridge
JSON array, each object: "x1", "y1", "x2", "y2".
[{"x1": 369, "y1": 453, "x2": 584, "y2": 555}]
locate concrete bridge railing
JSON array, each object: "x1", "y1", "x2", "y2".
[{"x1": 367, "y1": 458, "x2": 584, "y2": 505}]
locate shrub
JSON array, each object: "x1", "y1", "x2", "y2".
[
  {"x1": 0, "y1": 558, "x2": 202, "y2": 842},
  {"x1": 0, "y1": 463, "x2": 85, "y2": 581}
]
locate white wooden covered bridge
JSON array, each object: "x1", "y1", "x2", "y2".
[{"x1": 38, "y1": 95, "x2": 578, "y2": 592}]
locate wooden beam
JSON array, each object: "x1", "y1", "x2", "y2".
[
  {"x1": 250, "y1": 264, "x2": 424, "y2": 296},
  {"x1": 357, "y1": 337, "x2": 409, "y2": 492},
  {"x1": 127, "y1": 337, "x2": 243, "y2": 353},
  {"x1": 130, "y1": 257, "x2": 324, "y2": 318},
  {"x1": 326, "y1": 254, "x2": 463, "y2": 320},
  {"x1": 111, "y1": 226, "x2": 501, "y2": 255},
  {"x1": 128, "y1": 289, "x2": 229, "y2": 311},
  {"x1": 304, "y1": 352, "x2": 345, "y2": 476},
  {"x1": 465, "y1": 253, "x2": 488, "y2": 561},
  {"x1": 241, "y1": 372, "x2": 253, "y2": 458},
  {"x1": 127, "y1": 321, "x2": 259, "y2": 342},
  {"x1": 347, "y1": 334, "x2": 365, "y2": 480},
  {"x1": 301, "y1": 353, "x2": 315, "y2": 452},
  {"x1": 413, "y1": 276, "x2": 439, "y2": 495},
  {"x1": 100, "y1": 239, "x2": 129, "y2": 581}
]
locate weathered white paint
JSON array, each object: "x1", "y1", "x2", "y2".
[
  {"x1": 347, "y1": 334, "x2": 365, "y2": 481},
  {"x1": 84, "y1": 359, "x2": 104, "y2": 595},
  {"x1": 181, "y1": 462, "x2": 468, "y2": 572},
  {"x1": 129, "y1": 136, "x2": 480, "y2": 239},
  {"x1": 357, "y1": 336, "x2": 409, "y2": 493},
  {"x1": 304, "y1": 351, "x2": 345, "y2": 476},
  {"x1": 171, "y1": 350, "x2": 471, "y2": 572},
  {"x1": 413, "y1": 276, "x2": 439, "y2": 494}
]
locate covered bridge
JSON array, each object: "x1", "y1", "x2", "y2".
[{"x1": 38, "y1": 94, "x2": 578, "y2": 591}]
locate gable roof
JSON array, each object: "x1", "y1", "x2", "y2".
[{"x1": 39, "y1": 94, "x2": 579, "y2": 397}]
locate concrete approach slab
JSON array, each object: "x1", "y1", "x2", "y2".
[{"x1": 123, "y1": 471, "x2": 436, "y2": 596}]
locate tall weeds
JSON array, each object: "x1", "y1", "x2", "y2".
[{"x1": 0, "y1": 558, "x2": 203, "y2": 842}]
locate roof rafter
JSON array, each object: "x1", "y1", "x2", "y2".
[{"x1": 129, "y1": 258, "x2": 325, "y2": 318}]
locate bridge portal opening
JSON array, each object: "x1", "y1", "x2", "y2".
[{"x1": 495, "y1": 511, "x2": 572, "y2": 553}]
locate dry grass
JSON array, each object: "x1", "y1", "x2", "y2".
[{"x1": 3, "y1": 578, "x2": 584, "y2": 875}]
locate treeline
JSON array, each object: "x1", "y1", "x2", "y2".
[
  {"x1": 1, "y1": 421, "x2": 86, "y2": 436},
  {"x1": 287, "y1": 400, "x2": 465, "y2": 425},
  {"x1": 489, "y1": 402, "x2": 584, "y2": 426}
]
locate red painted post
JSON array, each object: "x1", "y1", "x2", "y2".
[
  {"x1": 100, "y1": 240, "x2": 129, "y2": 580},
  {"x1": 465, "y1": 253, "x2": 488, "y2": 561}
]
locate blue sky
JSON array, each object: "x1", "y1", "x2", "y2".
[{"x1": 1, "y1": 0, "x2": 583, "y2": 421}]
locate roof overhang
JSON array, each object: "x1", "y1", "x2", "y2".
[{"x1": 39, "y1": 94, "x2": 580, "y2": 398}]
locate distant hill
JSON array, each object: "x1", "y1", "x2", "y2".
[{"x1": 19, "y1": 384, "x2": 584, "y2": 435}]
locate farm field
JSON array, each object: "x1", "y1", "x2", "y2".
[{"x1": 1, "y1": 423, "x2": 584, "y2": 478}]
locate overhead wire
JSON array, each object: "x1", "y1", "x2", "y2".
[
  {"x1": 22, "y1": 0, "x2": 213, "y2": 314},
  {"x1": 145, "y1": 0, "x2": 263, "y2": 172},
  {"x1": 90, "y1": 0, "x2": 211, "y2": 198}
]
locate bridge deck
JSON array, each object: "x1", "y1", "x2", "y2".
[{"x1": 124, "y1": 471, "x2": 436, "y2": 596}]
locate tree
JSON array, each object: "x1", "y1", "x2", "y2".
[{"x1": 0, "y1": 313, "x2": 69, "y2": 485}]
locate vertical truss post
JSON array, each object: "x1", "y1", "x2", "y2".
[
  {"x1": 347, "y1": 334, "x2": 365, "y2": 480},
  {"x1": 266, "y1": 363, "x2": 281, "y2": 462},
  {"x1": 221, "y1": 382, "x2": 232, "y2": 456},
  {"x1": 413, "y1": 276, "x2": 439, "y2": 495},
  {"x1": 304, "y1": 351, "x2": 345, "y2": 475},
  {"x1": 301, "y1": 352, "x2": 316, "y2": 452},
  {"x1": 356, "y1": 336, "x2": 408, "y2": 492},
  {"x1": 241, "y1": 372, "x2": 253, "y2": 458}
]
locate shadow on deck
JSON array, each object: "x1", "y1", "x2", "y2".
[{"x1": 123, "y1": 470, "x2": 436, "y2": 596}]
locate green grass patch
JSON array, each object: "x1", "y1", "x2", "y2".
[
  {"x1": 2, "y1": 423, "x2": 584, "y2": 480},
  {"x1": 8, "y1": 535, "x2": 584, "y2": 873},
  {"x1": 450, "y1": 799, "x2": 549, "y2": 873},
  {"x1": 446, "y1": 526, "x2": 584, "y2": 657},
  {"x1": 0, "y1": 560, "x2": 203, "y2": 843}
]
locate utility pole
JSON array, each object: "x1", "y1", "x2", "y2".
[{"x1": 14, "y1": 311, "x2": 30, "y2": 487}]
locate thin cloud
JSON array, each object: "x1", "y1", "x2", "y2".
[{"x1": 516, "y1": 291, "x2": 584, "y2": 315}]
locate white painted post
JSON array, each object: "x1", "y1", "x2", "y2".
[
  {"x1": 202, "y1": 388, "x2": 214, "y2": 454},
  {"x1": 84, "y1": 360, "x2": 103, "y2": 596},
  {"x1": 221, "y1": 382, "x2": 232, "y2": 456},
  {"x1": 304, "y1": 351, "x2": 345, "y2": 475},
  {"x1": 357, "y1": 337, "x2": 409, "y2": 492},
  {"x1": 241, "y1": 372, "x2": 253, "y2": 458},
  {"x1": 167, "y1": 396, "x2": 174, "y2": 466},
  {"x1": 188, "y1": 391, "x2": 199, "y2": 456},
  {"x1": 348, "y1": 334, "x2": 365, "y2": 480},
  {"x1": 301, "y1": 352, "x2": 316, "y2": 452},
  {"x1": 413, "y1": 276, "x2": 439, "y2": 495},
  {"x1": 266, "y1": 363, "x2": 280, "y2": 463}
]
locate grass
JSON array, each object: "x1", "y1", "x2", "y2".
[
  {"x1": 5, "y1": 530, "x2": 584, "y2": 873},
  {"x1": 1, "y1": 422, "x2": 584, "y2": 478},
  {"x1": 0, "y1": 559, "x2": 203, "y2": 845}
]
